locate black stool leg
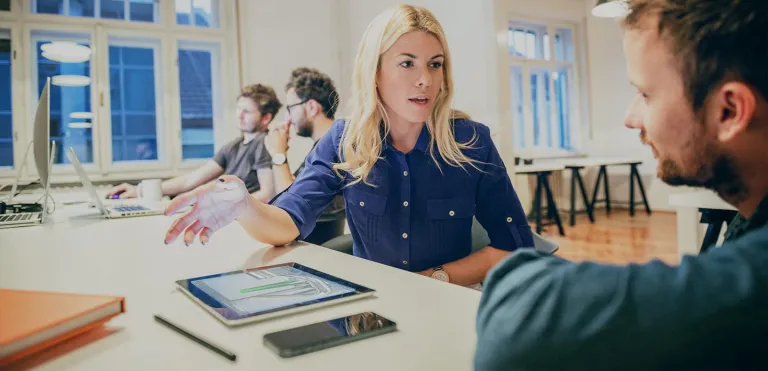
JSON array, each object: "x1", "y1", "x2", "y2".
[
  {"x1": 590, "y1": 166, "x2": 604, "y2": 212},
  {"x1": 602, "y1": 166, "x2": 611, "y2": 214},
  {"x1": 575, "y1": 169, "x2": 595, "y2": 223},
  {"x1": 534, "y1": 173, "x2": 544, "y2": 234},
  {"x1": 542, "y1": 172, "x2": 565, "y2": 236},
  {"x1": 633, "y1": 164, "x2": 652, "y2": 215},
  {"x1": 630, "y1": 165, "x2": 636, "y2": 217},
  {"x1": 570, "y1": 168, "x2": 577, "y2": 226},
  {"x1": 700, "y1": 222, "x2": 724, "y2": 254}
]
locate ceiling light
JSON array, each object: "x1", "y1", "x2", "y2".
[
  {"x1": 68, "y1": 122, "x2": 93, "y2": 129},
  {"x1": 70, "y1": 112, "x2": 94, "y2": 120},
  {"x1": 592, "y1": 0, "x2": 629, "y2": 18},
  {"x1": 52, "y1": 75, "x2": 91, "y2": 87},
  {"x1": 40, "y1": 41, "x2": 91, "y2": 63}
]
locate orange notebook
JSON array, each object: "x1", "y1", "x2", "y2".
[{"x1": 0, "y1": 289, "x2": 126, "y2": 366}]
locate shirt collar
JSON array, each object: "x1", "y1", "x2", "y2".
[
  {"x1": 724, "y1": 193, "x2": 768, "y2": 241},
  {"x1": 382, "y1": 124, "x2": 431, "y2": 154}
]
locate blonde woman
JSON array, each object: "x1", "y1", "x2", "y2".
[{"x1": 164, "y1": 4, "x2": 533, "y2": 287}]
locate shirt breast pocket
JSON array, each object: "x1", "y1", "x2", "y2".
[
  {"x1": 427, "y1": 197, "x2": 475, "y2": 257},
  {"x1": 346, "y1": 189, "x2": 388, "y2": 245}
]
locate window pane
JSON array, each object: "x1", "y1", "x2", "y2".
[
  {"x1": 130, "y1": 0, "x2": 156, "y2": 22},
  {"x1": 555, "y1": 68, "x2": 572, "y2": 150},
  {"x1": 178, "y1": 46, "x2": 215, "y2": 160},
  {"x1": 530, "y1": 69, "x2": 553, "y2": 148},
  {"x1": 0, "y1": 32, "x2": 10, "y2": 167},
  {"x1": 70, "y1": 0, "x2": 95, "y2": 17},
  {"x1": 1, "y1": 0, "x2": 11, "y2": 11},
  {"x1": 34, "y1": 32, "x2": 93, "y2": 165},
  {"x1": 101, "y1": 0, "x2": 125, "y2": 20},
  {"x1": 175, "y1": 0, "x2": 191, "y2": 25},
  {"x1": 509, "y1": 22, "x2": 548, "y2": 60},
  {"x1": 35, "y1": 0, "x2": 63, "y2": 15},
  {"x1": 510, "y1": 66, "x2": 525, "y2": 149},
  {"x1": 555, "y1": 28, "x2": 574, "y2": 62},
  {"x1": 108, "y1": 40, "x2": 159, "y2": 162},
  {"x1": 176, "y1": 0, "x2": 219, "y2": 28}
]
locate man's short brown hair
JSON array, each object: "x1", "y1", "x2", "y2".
[
  {"x1": 623, "y1": 0, "x2": 768, "y2": 111},
  {"x1": 239, "y1": 84, "x2": 282, "y2": 121},
  {"x1": 285, "y1": 67, "x2": 339, "y2": 119}
]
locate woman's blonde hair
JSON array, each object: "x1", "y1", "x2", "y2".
[{"x1": 334, "y1": 4, "x2": 478, "y2": 186}]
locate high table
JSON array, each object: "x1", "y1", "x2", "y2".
[
  {"x1": 0, "y1": 192, "x2": 481, "y2": 370},
  {"x1": 669, "y1": 190, "x2": 737, "y2": 258}
]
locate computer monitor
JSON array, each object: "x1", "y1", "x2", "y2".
[
  {"x1": 33, "y1": 77, "x2": 51, "y2": 187},
  {"x1": 5, "y1": 77, "x2": 50, "y2": 204}
]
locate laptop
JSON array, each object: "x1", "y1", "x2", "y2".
[
  {"x1": 0, "y1": 142, "x2": 57, "y2": 229},
  {"x1": 66, "y1": 147, "x2": 165, "y2": 219}
]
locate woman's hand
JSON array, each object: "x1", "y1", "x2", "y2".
[{"x1": 164, "y1": 175, "x2": 250, "y2": 245}]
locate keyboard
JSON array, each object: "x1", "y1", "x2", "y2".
[
  {"x1": 0, "y1": 213, "x2": 36, "y2": 222},
  {"x1": 113, "y1": 205, "x2": 151, "y2": 212}
]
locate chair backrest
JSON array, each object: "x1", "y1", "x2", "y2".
[{"x1": 471, "y1": 217, "x2": 558, "y2": 255}]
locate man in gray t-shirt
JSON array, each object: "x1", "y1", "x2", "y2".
[
  {"x1": 107, "y1": 84, "x2": 282, "y2": 203},
  {"x1": 212, "y1": 131, "x2": 272, "y2": 194}
]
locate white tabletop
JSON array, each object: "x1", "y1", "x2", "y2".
[
  {"x1": 0, "y1": 194, "x2": 481, "y2": 370},
  {"x1": 554, "y1": 156, "x2": 644, "y2": 168},
  {"x1": 668, "y1": 190, "x2": 736, "y2": 211},
  {"x1": 514, "y1": 164, "x2": 566, "y2": 174}
]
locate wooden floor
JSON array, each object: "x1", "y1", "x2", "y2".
[{"x1": 535, "y1": 209, "x2": 680, "y2": 265}]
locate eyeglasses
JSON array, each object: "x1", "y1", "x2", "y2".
[{"x1": 286, "y1": 99, "x2": 309, "y2": 114}]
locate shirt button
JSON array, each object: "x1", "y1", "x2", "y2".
[
  {"x1": 506, "y1": 217, "x2": 513, "y2": 223},
  {"x1": 449, "y1": 210, "x2": 455, "y2": 216},
  {"x1": 403, "y1": 201, "x2": 409, "y2": 207},
  {"x1": 403, "y1": 171, "x2": 409, "y2": 176},
  {"x1": 403, "y1": 260, "x2": 408, "y2": 265},
  {"x1": 360, "y1": 201, "x2": 365, "y2": 207},
  {"x1": 402, "y1": 233, "x2": 408, "y2": 239}
]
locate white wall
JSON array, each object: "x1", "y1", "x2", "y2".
[
  {"x1": 235, "y1": 0, "x2": 687, "y2": 211},
  {"x1": 582, "y1": 1, "x2": 689, "y2": 211},
  {"x1": 236, "y1": 0, "x2": 343, "y2": 170}
]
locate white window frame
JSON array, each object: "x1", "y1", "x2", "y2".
[
  {"x1": 175, "y1": 37, "x2": 224, "y2": 170},
  {"x1": 0, "y1": 0, "x2": 238, "y2": 184},
  {"x1": 100, "y1": 29, "x2": 168, "y2": 172},
  {"x1": 506, "y1": 16, "x2": 585, "y2": 156}
]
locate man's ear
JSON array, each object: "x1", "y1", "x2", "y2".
[
  {"x1": 713, "y1": 82, "x2": 756, "y2": 142},
  {"x1": 261, "y1": 113, "x2": 274, "y2": 127},
  {"x1": 306, "y1": 99, "x2": 321, "y2": 118}
]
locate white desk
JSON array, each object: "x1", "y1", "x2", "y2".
[
  {"x1": 514, "y1": 164, "x2": 565, "y2": 174},
  {"x1": 669, "y1": 190, "x2": 736, "y2": 258},
  {"x1": 555, "y1": 156, "x2": 643, "y2": 168},
  {"x1": 0, "y1": 196, "x2": 481, "y2": 370}
]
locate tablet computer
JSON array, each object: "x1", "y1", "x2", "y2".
[{"x1": 175, "y1": 263, "x2": 375, "y2": 326}]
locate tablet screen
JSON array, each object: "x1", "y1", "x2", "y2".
[{"x1": 177, "y1": 263, "x2": 374, "y2": 322}]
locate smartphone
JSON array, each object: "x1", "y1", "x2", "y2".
[{"x1": 263, "y1": 312, "x2": 397, "y2": 358}]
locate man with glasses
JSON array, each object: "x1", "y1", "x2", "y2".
[{"x1": 265, "y1": 67, "x2": 345, "y2": 245}]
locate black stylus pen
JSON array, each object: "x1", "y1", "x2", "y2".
[{"x1": 154, "y1": 314, "x2": 237, "y2": 362}]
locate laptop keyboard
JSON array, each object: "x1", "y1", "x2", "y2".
[
  {"x1": 0, "y1": 213, "x2": 36, "y2": 222},
  {"x1": 113, "y1": 205, "x2": 151, "y2": 212}
]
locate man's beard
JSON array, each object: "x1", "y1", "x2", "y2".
[
  {"x1": 295, "y1": 118, "x2": 313, "y2": 138},
  {"x1": 649, "y1": 132, "x2": 748, "y2": 204}
]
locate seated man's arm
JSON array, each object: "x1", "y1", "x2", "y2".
[
  {"x1": 475, "y1": 232, "x2": 768, "y2": 371},
  {"x1": 161, "y1": 160, "x2": 224, "y2": 197},
  {"x1": 272, "y1": 161, "x2": 295, "y2": 195},
  {"x1": 251, "y1": 168, "x2": 274, "y2": 203}
]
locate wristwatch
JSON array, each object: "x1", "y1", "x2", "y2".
[
  {"x1": 430, "y1": 266, "x2": 449, "y2": 282},
  {"x1": 272, "y1": 153, "x2": 287, "y2": 166}
]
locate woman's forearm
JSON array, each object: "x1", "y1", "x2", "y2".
[
  {"x1": 237, "y1": 195, "x2": 301, "y2": 246},
  {"x1": 420, "y1": 246, "x2": 512, "y2": 287}
]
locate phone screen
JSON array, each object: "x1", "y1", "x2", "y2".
[{"x1": 263, "y1": 312, "x2": 397, "y2": 357}]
